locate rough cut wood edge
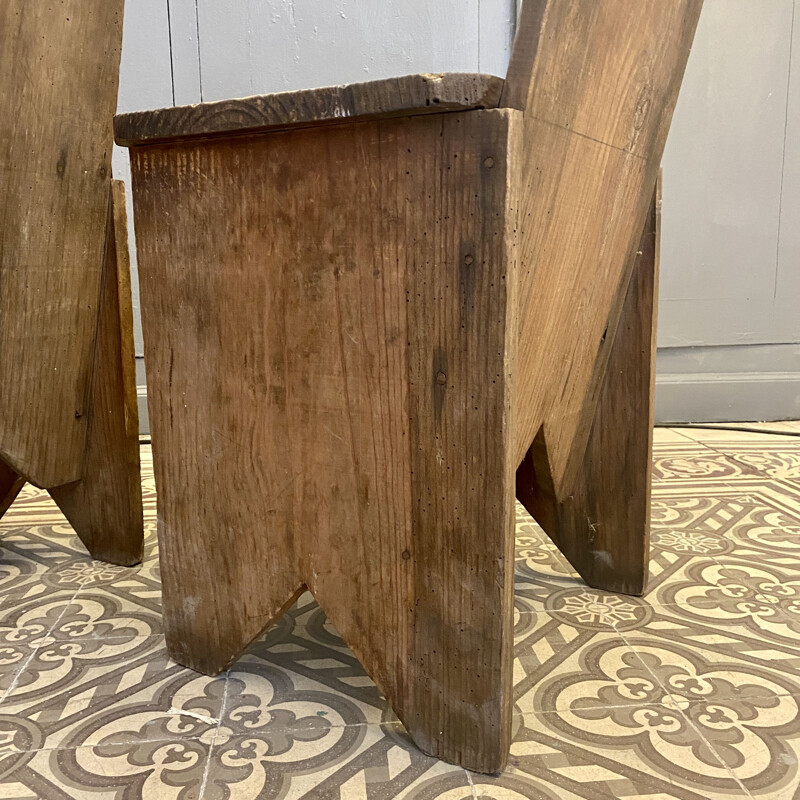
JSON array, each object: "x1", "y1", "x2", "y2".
[
  {"x1": 516, "y1": 185, "x2": 660, "y2": 595},
  {"x1": 50, "y1": 182, "x2": 144, "y2": 567},
  {"x1": 114, "y1": 73, "x2": 505, "y2": 145}
]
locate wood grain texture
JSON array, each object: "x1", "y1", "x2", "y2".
[
  {"x1": 510, "y1": 0, "x2": 702, "y2": 496},
  {"x1": 517, "y1": 187, "x2": 660, "y2": 595},
  {"x1": 0, "y1": 461, "x2": 25, "y2": 520},
  {"x1": 114, "y1": 73, "x2": 504, "y2": 145},
  {"x1": 51, "y1": 182, "x2": 144, "y2": 567},
  {"x1": 0, "y1": 0, "x2": 124, "y2": 488},
  {"x1": 130, "y1": 110, "x2": 520, "y2": 772}
]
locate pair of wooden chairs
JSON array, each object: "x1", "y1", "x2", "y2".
[
  {"x1": 1, "y1": 2, "x2": 142, "y2": 565},
  {"x1": 3, "y1": 0, "x2": 702, "y2": 773}
]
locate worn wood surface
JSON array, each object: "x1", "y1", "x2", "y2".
[
  {"x1": 517, "y1": 187, "x2": 660, "y2": 595},
  {"x1": 120, "y1": 0, "x2": 702, "y2": 772},
  {"x1": 115, "y1": 73, "x2": 504, "y2": 146},
  {"x1": 509, "y1": 0, "x2": 702, "y2": 498},
  {"x1": 0, "y1": 0, "x2": 124, "y2": 488},
  {"x1": 51, "y1": 182, "x2": 144, "y2": 567},
  {"x1": 130, "y1": 110, "x2": 519, "y2": 772}
]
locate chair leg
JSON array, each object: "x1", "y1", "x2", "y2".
[
  {"x1": 50, "y1": 182, "x2": 144, "y2": 567},
  {"x1": 0, "y1": 460, "x2": 25, "y2": 520},
  {"x1": 517, "y1": 188, "x2": 659, "y2": 596}
]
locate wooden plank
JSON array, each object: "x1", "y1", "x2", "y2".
[
  {"x1": 0, "y1": 461, "x2": 25, "y2": 520},
  {"x1": 510, "y1": 0, "x2": 702, "y2": 497},
  {"x1": 114, "y1": 73, "x2": 504, "y2": 145},
  {"x1": 517, "y1": 186, "x2": 660, "y2": 595},
  {"x1": 0, "y1": 0, "x2": 125, "y2": 488},
  {"x1": 51, "y1": 183, "x2": 144, "y2": 567},
  {"x1": 129, "y1": 109, "x2": 519, "y2": 772}
]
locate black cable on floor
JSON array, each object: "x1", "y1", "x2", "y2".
[{"x1": 657, "y1": 424, "x2": 800, "y2": 438}]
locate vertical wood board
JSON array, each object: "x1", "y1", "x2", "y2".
[
  {"x1": 510, "y1": 0, "x2": 702, "y2": 492},
  {"x1": 0, "y1": 0, "x2": 125, "y2": 486},
  {"x1": 130, "y1": 109, "x2": 520, "y2": 771}
]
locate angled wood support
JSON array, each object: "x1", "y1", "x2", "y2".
[
  {"x1": 517, "y1": 187, "x2": 660, "y2": 596},
  {"x1": 50, "y1": 183, "x2": 144, "y2": 567},
  {"x1": 0, "y1": 2, "x2": 142, "y2": 566},
  {"x1": 117, "y1": 0, "x2": 701, "y2": 773}
]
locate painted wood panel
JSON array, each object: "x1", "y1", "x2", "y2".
[
  {"x1": 659, "y1": 0, "x2": 796, "y2": 347},
  {"x1": 194, "y1": 0, "x2": 515, "y2": 102},
  {"x1": 114, "y1": 0, "x2": 175, "y2": 361}
]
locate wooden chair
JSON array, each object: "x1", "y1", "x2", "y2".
[
  {"x1": 0, "y1": 2, "x2": 143, "y2": 566},
  {"x1": 115, "y1": 0, "x2": 702, "y2": 772}
]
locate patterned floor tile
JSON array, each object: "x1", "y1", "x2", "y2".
[
  {"x1": 514, "y1": 615, "x2": 669, "y2": 716},
  {"x1": 202, "y1": 722, "x2": 469, "y2": 800},
  {"x1": 224, "y1": 612, "x2": 397, "y2": 735},
  {"x1": 652, "y1": 444, "x2": 766, "y2": 483},
  {"x1": 653, "y1": 428, "x2": 698, "y2": 444},
  {"x1": 499, "y1": 710, "x2": 747, "y2": 799},
  {"x1": 3, "y1": 432, "x2": 800, "y2": 798},
  {"x1": 613, "y1": 629, "x2": 800, "y2": 799},
  {"x1": 0, "y1": 636, "x2": 226, "y2": 752},
  {"x1": 675, "y1": 429, "x2": 800, "y2": 481},
  {"x1": 0, "y1": 591, "x2": 80, "y2": 686},
  {"x1": 0, "y1": 736, "x2": 209, "y2": 800},
  {"x1": 514, "y1": 527, "x2": 583, "y2": 615}
]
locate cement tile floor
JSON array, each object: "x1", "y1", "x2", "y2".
[{"x1": 1, "y1": 424, "x2": 800, "y2": 799}]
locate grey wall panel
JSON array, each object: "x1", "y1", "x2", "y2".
[
  {"x1": 656, "y1": 344, "x2": 800, "y2": 423},
  {"x1": 775, "y1": 3, "x2": 800, "y2": 343},
  {"x1": 114, "y1": 0, "x2": 175, "y2": 361},
  {"x1": 195, "y1": 0, "x2": 504, "y2": 103},
  {"x1": 167, "y1": 0, "x2": 203, "y2": 105},
  {"x1": 480, "y1": 0, "x2": 517, "y2": 77},
  {"x1": 659, "y1": 0, "x2": 794, "y2": 348}
]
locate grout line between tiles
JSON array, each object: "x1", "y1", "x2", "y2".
[
  {"x1": 614, "y1": 626, "x2": 756, "y2": 799},
  {"x1": 465, "y1": 766, "x2": 478, "y2": 798},
  {"x1": 0, "y1": 581, "x2": 83, "y2": 705},
  {"x1": 197, "y1": 670, "x2": 230, "y2": 800}
]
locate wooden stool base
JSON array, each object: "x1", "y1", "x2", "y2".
[{"x1": 1, "y1": 184, "x2": 144, "y2": 568}]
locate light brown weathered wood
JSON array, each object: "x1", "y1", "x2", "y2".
[
  {"x1": 517, "y1": 186, "x2": 660, "y2": 595},
  {"x1": 510, "y1": 0, "x2": 702, "y2": 498},
  {"x1": 118, "y1": 0, "x2": 701, "y2": 772},
  {"x1": 0, "y1": 0, "x2": 124, "y2": 488},
  {"x1": 0, "y1": 461, "x2": 25, "y2": 519},
  {"x1": 129, "y1": 110, "x2": 520, "y2": 772},
  {"x1": 50, "y1": 182, "x2": 144, "y2": 567},
  {"x1": 114, "y1": 73, "x2": 505, "y2": 146}
]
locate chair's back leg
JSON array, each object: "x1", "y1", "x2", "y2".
[
  {"x1": 0, "y1": 1, "x2": 125, "y2": 489},
  {"x1": 50, "y1": 182, "x2": 144, "y2": 567},
  {"x1": 517, "y1": 186, "x2": 660, "y2": 595}
]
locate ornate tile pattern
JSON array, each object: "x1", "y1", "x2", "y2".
[{"x1": 2, "y1": 429, "x2": 800, "y2": 798}]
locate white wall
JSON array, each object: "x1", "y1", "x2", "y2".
[
  {"x1": 658, "y1": 0, "x2": 800, "y2": 421},
  {"x1": 116, "y1": 0, "x2": 800, "y2": 429}
]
